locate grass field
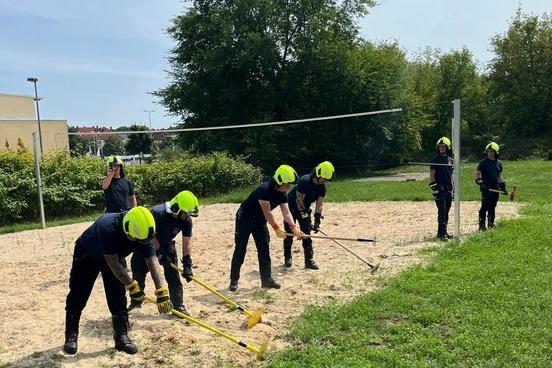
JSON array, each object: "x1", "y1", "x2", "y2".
[{"x1": 266, "y1": 160, "x2": 552, "y2": 367}]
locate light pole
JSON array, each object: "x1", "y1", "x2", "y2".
[
  {"x1": 27, "y1": 77, "x2": 44, "y2": 156},
  {"x1": 143, "y1": 109, "x2": 155, "y2": 130}
]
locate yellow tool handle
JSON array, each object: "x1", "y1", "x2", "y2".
[
  {"x1": 143, "y1": 296, "x2": 261, "y2": 355},
  {"x1": 170, "y1": 263, "x2": 253, "y2": 317}
]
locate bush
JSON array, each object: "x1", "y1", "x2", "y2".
[{"x1": 0, "y1": 151, "x2": 261, "y2": 226}]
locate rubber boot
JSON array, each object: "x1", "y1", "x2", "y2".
[
  {"x1": 112, "y1": 314, "x2": 138, "y2": 354},
  {"x1": 63, "y1": 312, "x2": 80, "y2": 354},
  {"x1": 229, "y1": 279, "x2": 239, "y2": 292},
  {"x1": 283, "y1": 237, "x2": 293, "y2": 267},
  {"x1": 479, "y1": 216, "x2": 487, "y2": 231},
  {"x1": 488, "y1": 214, "x2": 495, "y2": 229}
]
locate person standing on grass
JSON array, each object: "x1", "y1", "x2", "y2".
[
  {"x1": 128, "y1": 190, "x2": 198, "y2": 317},
  {"x1": 428, "y1": 137, "x2": 454, "y2": 241},
  {"x1": 229, "y1": 164, "x2": 304, "y2": 292},
  {"x1": 282, "y1": 161, "x2": 335, "y2": 269},
  {"x1": 475, "y1": 142, "x2": 506, "y2": 231},
  {"x1": 102, "y1": 155, "x2": 137, "y2": 213},
  {"x1": 63, "y1": 206, "x2": 173, "y2": 356}
]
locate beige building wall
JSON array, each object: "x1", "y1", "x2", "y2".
[
  {"x1": 0, "y1": 93, "x2": 36, "y2": 120},
  {"x1": 0, "y1": 121, "x2": 69, "y2": 153}
]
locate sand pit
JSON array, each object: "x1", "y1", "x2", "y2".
[{"x1": 0, "y1": 201, "x2": 520, "y2": 367}]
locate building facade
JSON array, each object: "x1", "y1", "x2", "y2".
[{"x1": 0, "y1": 93, "x2": 69, "y2": 153}]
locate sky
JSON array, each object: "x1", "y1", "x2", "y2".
[{"x1": 1, "y1": 1, "x2": 550, "y2": 129}]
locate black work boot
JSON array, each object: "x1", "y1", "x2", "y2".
[
  {"x1": 488, "y1": 215, "x2": 495, "y2": 229},
  {"x1": 479, "y1": 217, "x2": 487, "y2": 231},
  {"x1": 112, "y1": 314, "x2": 138, "y2": 355},
  {"x1": 63, "y1": 312, "x2": 80, "y2": 354},
  {"x1": 127, "y1": 300, "x2": 142, "y2": 312},
  {"x1": 174, "y1": 305, "x2": 190, "y2": 317},
  {"x1": 284, "y1": 257, "x2": 292, "y2": 267},
  {"x1": 261, "y1": 278, "x2": 281, "y2": 289},
  {"x1": 229, "y1": 279, "x2": 239, "y2": 292},
  {"x1": 305, "y1": 258, "x2": 319, "y2": 269}
]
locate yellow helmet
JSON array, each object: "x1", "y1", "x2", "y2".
[
  {"x1": 436, "y1": 137, "x2": 451, "y2": 150},
  {"x1": 315, "y1": 161, "x2": 335, "y2": 181},
  {"x1": 169, "y1": 190, "x2": 199, "y2": 217},
  {"x1": 273, "y1": 164, "x2": 299, "y2": 185},
  {"x1": 485, "y1": 142, "x2": 499, "y2": 154},
  {"x1": 123, "y1": 206, "x2": 155, "y2": 244},
  {"x1": 106, "y1": 155, "x2": 123, "y2": 168}
]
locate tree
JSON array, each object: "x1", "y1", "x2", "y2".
[
  {"x1": 488, "y1": 9, "x2": 552, "y2": 157},
  {"x1": 154, "y1": 0, "x2": 379, "y2": 171},
  {"x1": 124, "y1": 125, "x2": 153, "y2": 158},
  {"x1": 102, "y1": 135, "x2": 125, "y2": 156}
]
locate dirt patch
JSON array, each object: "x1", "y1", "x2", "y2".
[{"x1": 0, "y1": 201, "x2": 520, "y2": 367}]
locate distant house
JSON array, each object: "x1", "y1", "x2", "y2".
[{"x1": 0, "y1": 93, "x2": 69, "y2": 153}]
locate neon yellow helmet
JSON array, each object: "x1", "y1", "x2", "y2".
[
  {"x1": 169, "y1": 190, "x2": 199, "y2": 217},
  {"x1": 485, "y1": 142, "x2": 499, "y2": 154},
  {"x1": 123, "y1": 206, "x2": 155, "y2": 244},
  {"x1": 106, "y1": 155, "x2": 123, "y2": 168},
  {"x1": 315, "y1": 161, "x2": 335, "y2": 181},
  {"x1": 273, "y1": 164, "x2": 299, "y2": 185},
  {"x1": 436, "y1": 137, "x2": 451, "y2": 150}
]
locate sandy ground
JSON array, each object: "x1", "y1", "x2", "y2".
[{"x1": 0, "y1": 201, "x2": 520, "y2": 368}]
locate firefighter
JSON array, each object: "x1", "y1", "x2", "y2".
[
  {"x1": 475, "y1": 142, "x2": 506, "y2": 230},
  {"x1": 428, "y1": 137, "x2": 454, "y2": 241}
]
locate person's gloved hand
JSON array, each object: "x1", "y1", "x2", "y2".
[
  {"x1": 154, "y1": 287, "x2": 173, "y2": 314},
  {"x1": 157, "y1": 250, "x2": 172, "y2": 267},
  {"x1": 272, "y1": 224, "x2": 287, "y2": 238},
  {"x1": 181, "y1": 255, "x2": 194, "y2": 282},
  {"x1": 499, "y1": 181, "x2": 507, "y2": 194},
  {"x1": 125, "y1": 280, "x2": 145, "y2": 302},
  {"x1": 475, "y1": 178, "x2": 487, "y2": 190},
  {"x1": 313, "y1": 213, "x2": 322, "y2": 233},
  {"x1": 291, "y1": 225, "x2": 304, "y2": 240}
]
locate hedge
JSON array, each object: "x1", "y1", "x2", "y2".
[{"x1": 0, "y1": 151, "x2": 262, "y2": 225}]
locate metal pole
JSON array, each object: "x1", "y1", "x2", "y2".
[
  {"x1": 143, "y1": 110, "x2": 154, "y2": 130},
  {"x1": 27, "y1": 78, "x2": 44, "y2": 156},
  {"x1": 452, "y1": 99, "x2": 461, "y2": 242},
  {"x1": 32, "y1": 132, "x2": 46, "y2": 229}
]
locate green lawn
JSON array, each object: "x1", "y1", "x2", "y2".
[{"x1": 268, "y1": 159, "x2": 552, "y2": 367}]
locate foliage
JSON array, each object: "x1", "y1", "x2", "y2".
[
  {"x1": 102, "y1": 135, "x2": 125, "y2": 156},
  {"x1": 488, "y1": 10, "x2": 552, "y2": 158},
  {"x1": 124, "y1": 125, "x2": 153, "y2": 156},
  {"x1": 0, "y1": 150, "x2": 261, "y2": 226}
]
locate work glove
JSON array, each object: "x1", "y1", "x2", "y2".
[
  {"x1": 499, "y1": 181, "x2": 507, "y2": 194},
  {"x1": 272, "y1": 224, "x2": 287, "y2": 238},
  {"x1": 157, "y1": 250, "x2": 172, "y2": 267},
  {"x1": 125, "y1": 280, "x2": 145, "y2": 302},
  {"x1": 428, "y1": 181, "x2": 439, "y2": 199},
  {"x1": 313, "y1": 213, "x2": 322, "y2": 233},
  {"x1": 181, "y1": 255, "x2": 194, "y2": 282},
  {"x1": 154, "y1": 287, "x2": 173, "y2": 314},
  {"x1": 475, "y1": 178, "x2": 487, "y2": 190},
  {"x1": 291, "y1": 225, "x2": 304, "y2": 240}
]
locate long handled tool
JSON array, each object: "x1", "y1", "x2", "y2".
[
  {"x1": 488, "y1": 184, "x2": 517, "y2": 201},
  {"x1": 143, "y1": 296, "x2": 269, "y2": 360},
  {"x1": 285, "y1": 233, "x2": 376, "y2": 244},
  {"x1": 170, "y1": 263, "x2": 262, "y2": 329},
  {"x1": 317, "y1": 229, "x2": 380, "y2": 273}
]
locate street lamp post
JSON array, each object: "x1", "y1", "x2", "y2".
[
  {"x1": 27, "y1": 77, "x2": 44, "y2": 156},
  {"x1": 143, "y1": 109, "x2": 155, "y2": 130}
]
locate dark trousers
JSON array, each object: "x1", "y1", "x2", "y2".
[
  {"x1": 230, "y1": 209, "x2": 272, "y2": 282},
  {"x1": 65, "y1": 241, "x2": 127, "y2": 316},
  {"x1": 479, "y1": 190, "x2": 499, "y2": 227},
  {"x1": 283, "y1": 211, "x2": 314, "y2": 261},
  {"x1": 434, "y1": 190, "x2": 452, "y2": 237},
  {"x1": 130, "y1": 243, "x2": 183, "y2": 308}
]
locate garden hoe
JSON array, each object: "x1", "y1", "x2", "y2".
[
  {"x1": 317, "y1": 229, "x2": 380, "y2": 273},
  {"x1": 170, "y1": 263, "x2": 263, "y2": 329},
  {"x1": 143, "y1": 296, "x2": 269, "y2": 360}
]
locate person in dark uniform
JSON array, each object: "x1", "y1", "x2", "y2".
[
  {"x1": 128, "y1": 190, "x2": 199, "y2": 316},
  {"x1": 229, "y1": 165, "x2": 304, "y2": 292},
  {"x1": 475, "y1": 142, "x2": 506, "y2": 231},
  {"x1": 428, "y1": 137, "x2": 454, "y2": 241},
  {"x1": 63, "y1": 206, "x2": 173, "y2": 356},
  {"x1": 283, "y1": 161, "x2": 335, "y2": 269},
  {"x1": 102, "y1": 155, "x2": 137, "y2": 213}
]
